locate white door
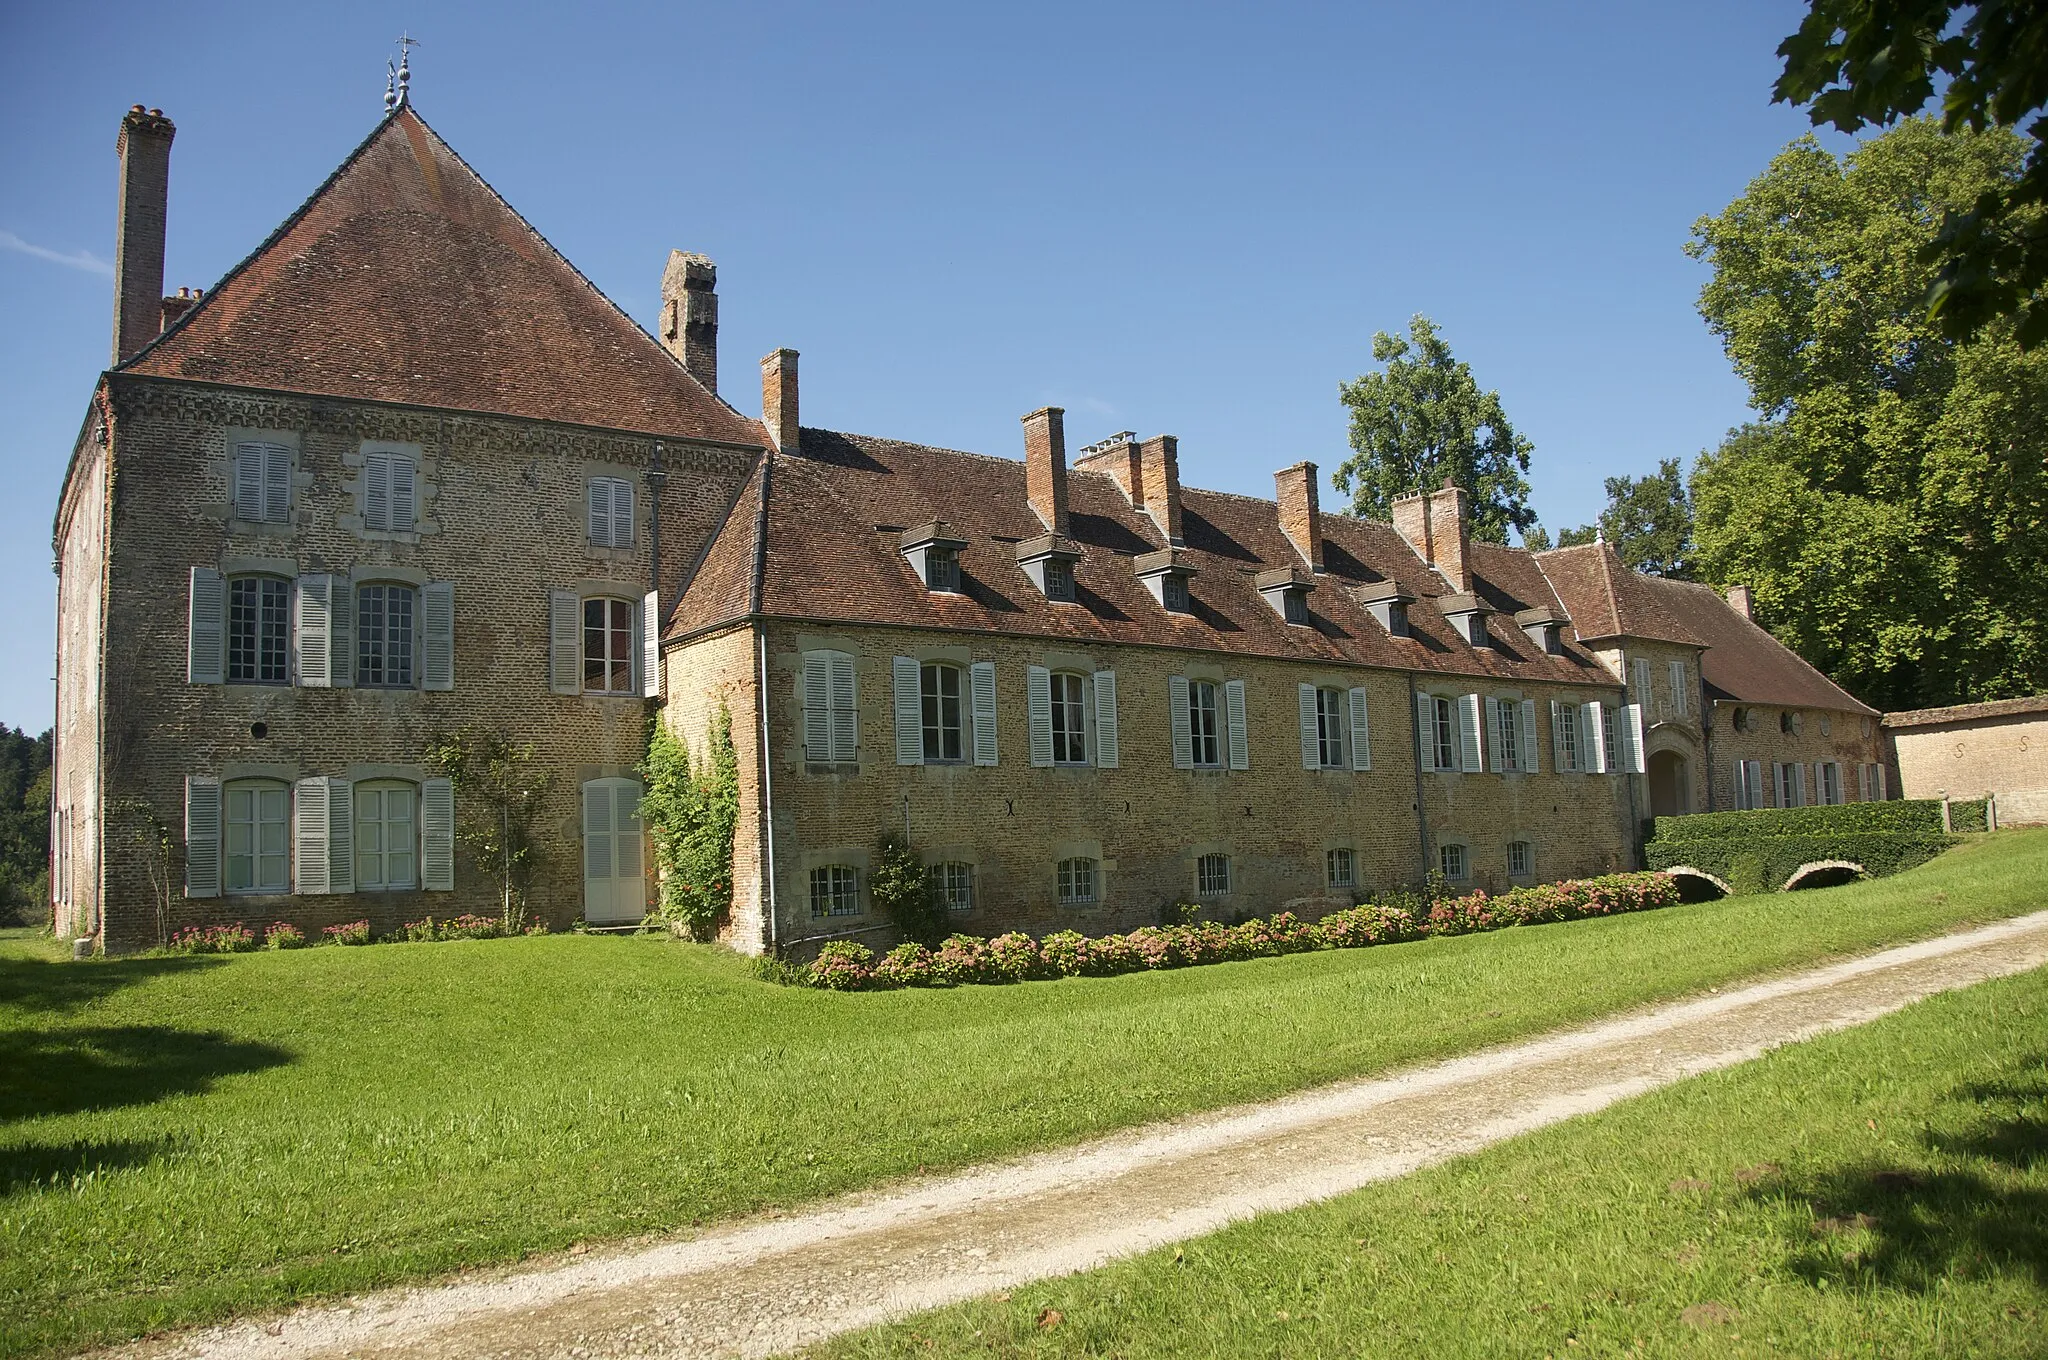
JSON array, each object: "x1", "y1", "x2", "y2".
[{"x1": 581, "y1": 778, "x2": 646, "y2": 924}]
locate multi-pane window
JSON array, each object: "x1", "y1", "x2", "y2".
[
  {"x1": 1601, "y1": 707, "x2": 1619, "y2": 771},
  {"x1": 1432, "y1": 696, "x2": 1457, "y2": 771},
  {"x1": 226, "y1": 577, "x2": 290, "y2": 684},
  {"x1": 224, "y1": 780, "x2": 289, "y2": 893},
  {"x1": 933, "y1": 861, "x2": 975, "y2": 912},
  {"x1": 1050, "y1": 672, "x2": 1088, "y2": 765},
  {"x1": 356, "y1": 583, "x2": 416, "y2": 687},
  {"x1": 920, "y1": 662, "x2": 965, "y2": 762},
  {"x1": 583, "y1": 598, "x2": 635, "y2": 694},
  {"x1": 1314, "y1": 687, "x2": 1345, "y2": 768},
  {"x1": 1508, "y1": 840, "x2": 1532, "y2": 878},
  {"x1": 1197, "y1": 853, "x2": 1231, "y2": 896},
  {"x1": 809, "y1": 864, "x2": 862, "y2": 918},
  {"x1": 1439, "y1": 842, "x2": 1468, "y2": 881},
  {"x1": 926, "y1": 546, "x2": 961, "y2": 592},
  {"x1": 1058, "y1": 857, "x2": 1097, "y2": 905},
  {"x1": 1817, "y1": 761, "x2": 1843, "y2": 805},
  {"x1": 355, "y1": 781, "x2": 417, "y2": 890},
  {"x1": 1498, "y1": 700, "x2": 1522, "y2": 771},
  {"x1": 1774, "y1": 761, "x2": 1804, "y2": 808},
  {"x1": 1327, "y1": 848, "x2": 1354, "y2": 889},
  {"x1": 1162, "y1": 575, "x2": 1190, "y2": 613},
  {"x1": 1558, "y1": 702, "x2": 1581, "y2": 771},
  {"x1": 1043, "y1": 558, "x2": 1075, "y2": 603},
  {"x1": 1188, "y1": 680, "x2": 1221, "y2": 768}
]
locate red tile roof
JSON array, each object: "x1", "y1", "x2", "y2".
[
  {"x1": 1633, "y1": 575, "x2": 1878, "y2": 715},
  {"x1": 1534, "y1": 542, "x2": 1705, "y2": 646},
  {"x1": 121, "y1": 107, "x2": 765, "y2": 447}
]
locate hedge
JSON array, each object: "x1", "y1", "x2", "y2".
[
  {"x1": 1951, "y1": 799, "x2": 1990, "y2": 833},
  {"x1": 1650, "y1": 801, "x2": 1949, "y2": 842},
  {"x1": 1645, "y1": 831, "x2": 1955, "y2": 896},
  {"x1": 801, "y1": 871, "x2": 1681, "y2": 991}
]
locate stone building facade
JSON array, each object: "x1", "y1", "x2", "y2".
[
  {"x1": 1887, "y1": 695, "x2": 2048, "y2": 825},
  {"x1": 51, "y1": 96, "x2": 1890, "y2": 954}
]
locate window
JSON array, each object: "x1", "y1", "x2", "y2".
[
  {"x1": 920, "y1": 662, "x2": 965, "y2": 762},
  {"x1": 1736, "y1": 759, "x2": 1766, "y2": 810},
  {"x1": 1820, "y1": 715, "x2": 1833, "y2": 736},
  {"x1": 1188, "y1": 680, "x2": 1221, "y2": 768},
  {"x1": 1508, "y1": 840, "x2": 1532, "y2": 878},
  {"x1": 356, "y1": 583, "x2": 416, "y2": 687},
  {"x1": 926, "y1": 546, "x2": 961, "y2": 592},
  {"x1": 1861, "y1": 762, "x2": 1888, "y2": 802},
  {"x1": 226, "y1": 577, "x2": 289, "y2": 684},
  {"x1": 1197, "y1": 853, "x2": 1232, "y2": 896},
  {"x1": 1050, "y1": 672, "x2": 1088, "y2": 765},
  {"x1": 1314, "y1": 687, "x2": 1345, "y2": 768},
  {"x1": 1774, "y1": 761, "x2": 1804, "y2": 808},
  {"x1": 1162, "y1": 574, "x2": 1190, "y2": 613},
  {"x1": 1058, "y1": 856, "x2": 1098, "y2": 905},
  {"x1": 1281, "y1": 590, "x2": 1310, "y2": 625},
  {"x1": 587, "y1": 476, "x2": 635, "y2": 548},
  {"x1": 801, "y1": 650, "x2": 858, "y2": 764},
  {"x1": 1327, "y1": 848, "x2": 1354, "y2": 889},
  {"x1": 1602, "y1": 706, "x2": 1619, "y2": 771},
  {"x1": 1439, "y1": 842, "x2": 1467, "y2": 881},
  {"x1": 1432, "y1": 696, "x2": 1456, "y2": 772},
  {"x1": 354, "y1": 781, "x2": 417, "y2": 890},
  {"x1": 1498, "y1": 700, "x2": 1522, "y2": 771},
  {"x1": 233, "y1": 441, "x2": 292, "y2": 524},
  {"x1": 583, "y1": 598, "x2": 636, "y2": 694},
  {"x1": 1043, "y1": 557, "x2": 1074, "y2": 603},
  {"x1": 1733, "y1": 707, "x2": 1753, "y2": 733},
  {"x1": 1817, "y1": 761, "x2": 1843, "y2": 806},
  {"x1": 933, "y1": 861, "x2": 975, "y2": 912},
  {"x1": 1669, "y1": 661, "x2": 1689, "y2": 717},
  {"x1": 224, "y1": 780, "x2": 289, "y2": 894},
  {"x1": 361, "y1": 449, "x2": 417, "y2": 533},
  {"x1": 1557, "y1": 702, "x2": 1581, "y2": 771},
  {"x1": 1780, "y1": 710, "x2": 1800, "y2": 735},
  {"x1": 809, "y1": 864, "x2": 862, "y2": 918}
]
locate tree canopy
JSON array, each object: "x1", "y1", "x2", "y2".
[
  {"x1": 1334, "y1": 315, "x2": 1536, "y2": 544},
  {"x1": 1688, "y1": 118, "x2": 2048, "y2": 709},
  {"x1": 1553, "y1": 459, "x2": 1696, "y2": 578}
]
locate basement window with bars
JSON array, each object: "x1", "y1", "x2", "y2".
[
  {"x1": 1508, "y1": 840, "x2": 1533, "y2": 878},
  {"x1": 1196, "y1": 853, "x2": 1232, "y2": 897},
  {"x1": 1439, "y1": 842, "x2": 1468, "y2": 882},
  {"x1": 1057, "y1": 857, "x2": 1097, "y2": 906},
  {"x1": 931, "y1": 861, "x2": 975, "y2": 912},
  {"x1": 1327, "y1": 848, "x2": 1354, "y2": 890},
  {"x1": 809, "y1": 865, "x2": 862, "y2": 918}
]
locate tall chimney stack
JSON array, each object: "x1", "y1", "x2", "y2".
[
  {"x1": 761, "y1": 349, "x2": 799, "y2": 454},
  {"x1": 1021, "y1": 407, "x2": 1069, "y2": 534},
  {"x1": 112, "y1": 106, "x2": 175, "y2": 366},
  {"x1": 1274, "y1": 461, "x2": 1323, "y2": 570},
  {"x1": 661, "y1": 251, "x2": 718, "y2": 393},
  {"x1": 1726, "y1": 584, "x2": 1754, "y2": 621},
  {"x1": 1426, "y1": 478, "x2": 1473, "y2": 593},
  {"x1": 1073, "y1": 434, "x2": 1142, "y2": 507},
  {"x1": 1138, "y1": 435, "x2": 1184, "y2": 545},
  {"x1": 1391, "y1": 489, "x2": 1433, "y2": 566}
]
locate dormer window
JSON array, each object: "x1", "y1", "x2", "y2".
[
  {"x1": 1439, "y1": 594, "x2": 1493, "y2": 648},
  {"x1": 1015, "y1": 533, "x2": 1082, "y2": 603},
  {"x1": 900, "y1": 521, "x2": 970, "y2": 594},
  {"x1": 1514, "y1": 606, "x2": 1568, "y2": 655},
  {"x1": 1135, "y1": 548, "x2": 1197, "y2": 615},
  {"x1": 1044, "y1": 558, "x2": 1074, "y2": 601},
  {"x1": 1255, "y1": 566, "x2": 1314, "y2": 626},
  {"x1": 1162, "y1": 574, "x2": 1190, "y2": 612},
  {"x1": 1352, "y1": 581, "x2": 1416, "y2": 639}
]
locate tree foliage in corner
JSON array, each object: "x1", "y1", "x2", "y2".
[
  {"x1": 1335, "y1": 315, "x2": 1537, "y2": 544},
  {"x1": 0, "y1": 727, "x2": 50, "y2": 927},
  {"x1": 1688, "y1": 119, "x2": 2048, "y2": 709},
  {"x1": 1553, "y1": 459, "x2": 1696, "y2": 578},
  {"x1": 423, "y1": 727, "x2": 553, "y2": 930},
  {"x1": 641, "y1": 707, "x2": 737, "y2": 942},
  {"x1": 1775, "y1": 0, "x2": 2048, "y2": 345}
]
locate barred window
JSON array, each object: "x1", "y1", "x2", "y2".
[
  {"x1": 227, "y1": 576, "x2": 289, "y2": 684},
  {"x1": 809, "y1": 864, "x2": 862, "y2": 918},
  {"x1": 1057, "y1": 857, "x2": 1097, "y2": 905},
  {"x1": 356, "y1": 583, "x2": 416, "y2": 687},
  {"x1": 1508, "y1": 840, "x2": 1532, "y2": 878},
  {"x1": 1439, "y1": 842, "x2": 1468, "y2": 881},
  {"x1": 932, "y1": 861, "x2": 975, "y2": 912},
  {"x1": 1326, "y1": 848, "x2": 1354, "y2": 889},
  {"x1": 1197, "y1": 852, "x2": 1231, "y2": 896}
]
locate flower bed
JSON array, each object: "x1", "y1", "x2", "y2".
[
  {"x1": 800, "y1": 871, "x2": 1680, "y2": 991},
  {"x1": 151, "y1": 916, "x2": 547, "y2": 955}
]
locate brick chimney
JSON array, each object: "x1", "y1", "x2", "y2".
[
  {"x1": 761, "y1": 349, "x2": 799, "y2": 453},
  {"x1": 1139, "y1": 435, "x2": 1184, "y2": 545},
  {"x1": 1726, "y1": 584, "x2": 1754, "y2": 620},
  {"x1": 1427, "y1": 479, "x2": 1473, "y2": 592},
  {"x1": 1021, "y1": 407, "x2": 1069, "y2": 534},
  {"x1": 661, "y1": 251, "x2": 718, "y2": 393},
  {"x1": 1274, "y1": 461, "x2": 1322, "y2": 570},
  {"x1": 1391, "y1": 490, "x2": 1433, "y2": 565},
  {"x1": 112, "y1": 105, "x2": 175, "y2": 366},
  {"x1": 159, "y1": 285, "x2": 200, "y2": 333},
  {"x1": 1074, "y1": 434, "x2": 1142, "y2": 506}
]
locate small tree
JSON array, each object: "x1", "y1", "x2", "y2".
[
  {"x1": 423, "y1": 728, "x2": 553, "y2": 932},
  {"x1": 641, "y1": 707, "x2": 738, "y2": 941},
  {"x1": 868, "y1": 832, "x2": 944, "y2": 946}
]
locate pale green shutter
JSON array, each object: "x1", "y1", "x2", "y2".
[
  {"x1": 1092, "y1": 671, "x2": 1119, "y2": 768},
  {"x1": 184, "y1": 776, "x2": 221, "y2": 898},
  {"x1": 188, "y1": 568, "x2": 225, "y2": 684}
]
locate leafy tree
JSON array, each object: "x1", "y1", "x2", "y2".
[
  {"x1": 0, "y1": 727, "x2": 51, "y2": 927},
  {"x1": 423, "y1": 727, "x2": 554, "y2": 930},
  {"x1": 1520, "y1": 525, "x2": 1554, "y2": 551},
  {"x1": 867, "y1": 832, "x2": 944, "y2": 946},
  {"x1": 1335, "y1": 315, "x2": 1537, "y2": 543},
  {"x1": 1688, "y1": 120, "x2": 2048, "y2": 708},
  {"x1": 1555, "y1": 459, "x2": 1695, "y2": 577},
  {"x1": 639, "y1": 708, "x2": 737, "y2": 942},
  {"x1": 1775, "y1": 0, "x2": 2048, "y2": 344},
  {"x1": 1555, "y1": 524, "x2": 1598, "y2": 549}
]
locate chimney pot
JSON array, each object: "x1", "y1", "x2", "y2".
[
  {"x1": 1021, "y1": 407, "x2": 1069, "y2": 535},
  {"x1": 1138, "y1": 435, "x2": 1184, "y2": 545},
  {"x1": 112, "y1": 104, "x2": 176, "y2": 366},
  {"x1": 1074, "y1": 434, "x2": 1142, "y2": 507},
  {"x1": 661, "y1": 250, "x2": 718, "y2": 393},
  {"x1": 1274, "y1": 461, "x2": 1323, "y2": 570},
  {"x1": 761, "y1": 349, "x2": 799, "y2": 454}
]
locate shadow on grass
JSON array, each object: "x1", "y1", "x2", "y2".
[
  {"x1": 1751, "y1": 1055, "x2": 2048, "y2": 1292},
  {"x1": 0, "y1": 1025, "x2": 293, "y2": 1124},
  {"x1": 0, "y1": 951, "x2": 231, "y2": 1015},
  {"x1": 1, "y1": 1137, "x2": 168, "y2": 1195}
]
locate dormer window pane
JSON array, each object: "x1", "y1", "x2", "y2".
[
  {"x1": 928, "y1": 547, "x2": 960, "y2": 592},
  {"x1": 1282, "y1": 591, "x2": 1309, "y2": 625},
  {"x1": 1163, "y1": 576, "x2": 1190, "y2": 613},
  {"x1": 1044, "y1": 558, "x2": 1074, "y2": 602}
]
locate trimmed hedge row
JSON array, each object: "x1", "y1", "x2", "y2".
[
  {"x1": 1645, "y1": 831, "x2": 1955, "y2": 896},
  {"x1": 1951, "y1": 799, "x2": 1990, "y2": 833},
  {"x1": 1650, "y1": 801, "x2": 1949, "y2": 841},
  {"x1": 803, "y1": 872, "x2": 1681, "y2": 991}
]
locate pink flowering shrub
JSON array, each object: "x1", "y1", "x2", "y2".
[
  {"x1": 164, "y1": 922, "x2": 259, "y2": 955},
  {"x1": 809, "y1": 940, "x2": 875, "y2": 990},
  {"x1": 321, "y1": 920, "x2": 371, "y2": 946},
  {"x1": 262, "y1": 922, "x2": 307, "y2": 950},
  {"x1": 932, "y1": 934, "x2": 999, "y2": 985},
  {"x1": 985, "y1": 932, "x2": 1046, "y2": 982},
  {"x1": 874, "y1": 942, "x2": 936, "y2": 986}
]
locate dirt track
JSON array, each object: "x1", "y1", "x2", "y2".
[{"x1": 108, "y1": 909, "x2": 2048, "y2": 1360}]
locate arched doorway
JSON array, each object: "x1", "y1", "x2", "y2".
[{"x1": 1648, "y1": 750, "x2": 1692, "y2": 817}]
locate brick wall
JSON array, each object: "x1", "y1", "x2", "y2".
[
  {"x1": 1707, "y1": 702, "x2": 1887, "y2": 810},
  {"x1": 1888, "y1": 702, "x2": 2048, "y2": 823}
]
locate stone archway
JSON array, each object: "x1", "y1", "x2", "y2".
[
  {"x1": 1784, "y1": 860, "x2": 1868, "y2": 891},
  {"x1": 1648, "y1": 749, "x2": 1692, "y2": 817}
]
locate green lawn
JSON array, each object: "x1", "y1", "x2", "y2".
[
  {"x1": 816, "y1": 941, "x2": 2048, "y2": 1358},
  {"x1": 2, "y1": 830, "x2": 2044, "y2": 1359}
]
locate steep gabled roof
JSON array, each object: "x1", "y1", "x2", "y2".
[
  {"x1": 1534, "y1": 542, "x2": 1705, "y2": 647},
  {"x1": 1635, "y1": 576, "x2": 1879, "y2": 715},
  {"x1": 120, "y1": 106, "x2": 764, "y2": 446}
]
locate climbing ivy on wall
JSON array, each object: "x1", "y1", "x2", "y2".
[{"x1": 641, "y1": 706, "x2": 737, "y2": 941}]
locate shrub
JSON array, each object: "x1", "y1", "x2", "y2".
[
  {"x1": 874, "y1": 942, "x2": 938, "y2": 987},
  {"x1": 1950, "y1": 799, "x2": 1990, "y2": 833},
  {"x1": 1650, "y1": 801, "x2": 1946, "y2": 841},
  {"x1": 985, "y1": 931, "x2": 1046, "y2": 982},
  {"x1": 933, "y1": 933, "x2": 998, "y2": 985},
  {"x1": 440, "y1": 913, "x2": 505, "y2": 940},
  {"x1": 639, "y1": 711, "x2": 737, "y2": 941},
  {"x1": 869, "y1": 833, "x2": 946, "y2": 947},
  {"x1": 322, "y1": 920, "x2": 371, "y2": 946},
  {"x1": 1646, "y1": 832, "x2": 1953, "y2": 894},
  {"x1": 166, "y1": 922, "x2": 258, "y2": 954},
  {"x1": 262, "y1": 922, "x2": 306, "y2": 950},
  {"x1": 808, "y1": 940, "x2": 875, "y2": 990}
]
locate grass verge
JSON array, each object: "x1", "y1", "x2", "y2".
[
  {"x1": 815, "y1": 946, "x2": 2048, "y2": 1357},
  {"x1": 2, "y1": 829, "x2": 2044, "y2": 1357}
]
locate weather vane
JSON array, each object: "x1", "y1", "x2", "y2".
[{"x1": 385, "y1": 32, "x2": 419, "y2": 111}]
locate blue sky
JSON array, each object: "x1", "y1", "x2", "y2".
[{"x1": 0, "y1": 0, "x2": 1835, "y2": 733}]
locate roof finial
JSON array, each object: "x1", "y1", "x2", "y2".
[
  {"x1": 384, "y1": 61, "x2": 397, "y2": 112},
  {"x1": 394, "y1": 32, "x2": 418, "y2": 108}
]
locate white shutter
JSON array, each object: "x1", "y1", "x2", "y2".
[
  {"x1": 294, "y1": 575, "x2": 330, "y2": 687},
  {"x1": 1793, "y1": 763, "x2": 1807, "y2": 807},
  {"x1": 639, "y1": 590, "x2": 661, "y2": 698},
  {"x1": 390, "y1": 456, "x2": 416, "y2": 531},
  {"x1": 615, "y1": 784, "x2": 644, "y2": 880},
  {"x1": 1348, "y1": 686, "x2": 1372, "y2": 771},
  {"x1": 184, "y1": 776, "x2": 221, "y2": 899},
  {"x1": 1225, "y1": 679, "x2": 1249, "y2": 771},
  {"x1": 363, "y1": 451, "x2": 391, "y2": 531},
  {"x1": 587, "y1": 480, "x2": 612, "y2": 546},
  {"x1": 294, "y1": 777, "x2": 330, "y2": 893},
  {"x1": 1583, "y1": 701, "x2": 1607, "y2": 773},
  {"x1": 1746, "y1": 760, "x2": 1765, "y2": 811},
  {"x1": 583, "y1": 781, "x2": 614, "y2": 883},
  {"x1": 1521, "y1": 699, "x2": 1539, "y2": 773},
  {"x1": 1486, "y1": 697, "x2": 1506, "y2": 774},
  {"x1": 893, "y1": 656, "x2": 923, "y2": 765},
  {"x1": 1458, "y1": 694, "x2": 1484, "y2": 773},
  {"x1": 828, "y1": 651, "x2": 857, "y2": 763},
  {"x1": 614, "y1": 481, "x2": 636, "y2": 549},
  {"x1": 970, "y1": 660, "x2": 998, "y2": 766},
  {"x1": 1633, "y1": 657, "x2": 1651, "y2": 703},
  {"x1": 1670, "y1": 660, "x2": 1687, "y2": 716},
  {"x1": 326, "y1": 778, "x2": 355, "y2": 893},
  {"x1": 1027, "y1": 665, "x2": 1054, "y2": 768},
  {"x1": 421, "y1": 581, "x2": 455, "y2": 691},
  {"x1": 1875, "y1": 764, "x2": 1887, "y2": 800},
  {"x1": 549, "y1": 590, "x2": 582, "y2": 694},
  {"x1": 1417, "y1": 692, "x2": 1438, "y2": 772},
  {"x1": 1170, "y1": 675, "x2": 1193, "y2": 770},
  {"x1": 1298, "y1": 684, "x2": 1320, "y2": 770},
  {"x1": 188, "y1": 567, "x2": 226, "y2": 684},
  {"x1": 421, "y1": 777, "x2": 455, "y2": 891},
  {"x1": 802, "y1": 652, "x2": 831, "y2": 760},
  {"x1": 1091, "y1": 671, "x2": 1119, "y2": 768},
  {"x1": 1623, "y1": 703, "x2": 1647, "y2": 774},
  {"x1": 262, "y1": 442, "x2": 292, "y2": 523},
  {"x1": 234, "y1": 443, "x2": 263, "y2": 521},
  {"x1": 1734, "y1": 761, "x2": 1750, "y2": 810}
]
